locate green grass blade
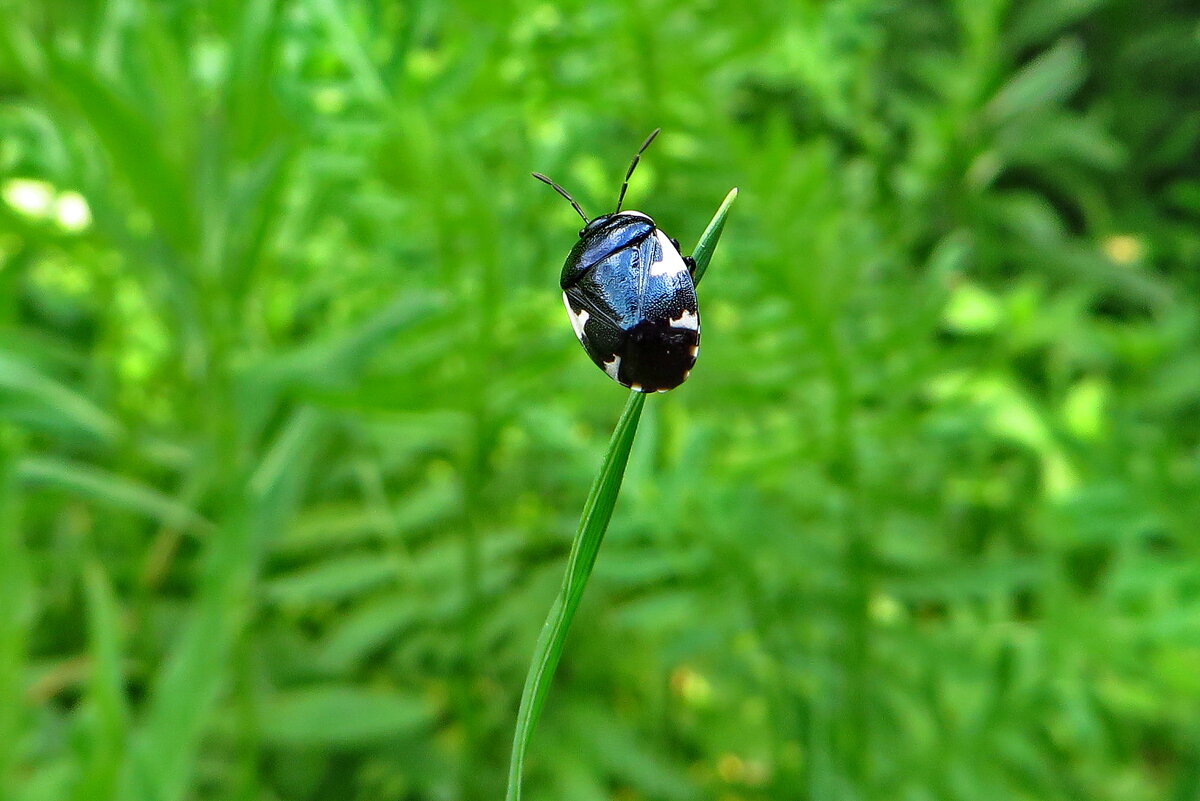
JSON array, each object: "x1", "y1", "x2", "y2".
[
  {"x1": 0, "y1": 429, "x2": 31, "y2": 799},
  {"x1": 258, "y1": 685, "x2": 432, "y2": 747},
  {"x1": 129, "y1": 409, "x2": 325, "y2": 801},
  {"x1": 0, "y1": 351, "x2": 121, "y2": 444},
  {"x1": 691, "y1": 187, "x2": 739, "y2": 287},
  {"x1": 505, "y1": 390, "x2": 645, "y2": 801},
  {"x1": 74, "y1": 562, "x2": 130, "y2": 801},
  {"x1": 505, "y1": 188, "x2": 736, "y2": 801},
  {"x1": 16, "y1": 457, "x2": 211, "y2": 533}
]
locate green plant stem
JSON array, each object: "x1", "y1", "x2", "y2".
[{"x1": 505, "y1": 389, "x2": 645, "y2": 801}]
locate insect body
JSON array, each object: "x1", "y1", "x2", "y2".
[{"x1": 535, "y1": 129, "x2": 700, "y2": 393}]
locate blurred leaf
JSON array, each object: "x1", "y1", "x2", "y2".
[
  {"x1": 884, "y1": 559, "x2": 1045, "y2": 602},
  {"x1": 305, "y1": 0, "x2": 394, "y2": 109},
  {"x1": 265, "y1": 554, "x2": 399, "y2": 606},
  {"x1": 258, "y1": 685, "x2": 431, "y2": 747},
  {"x1": 988, "y1": 38, "x2": 1086, "y2": 122},
  {"x1": 129, "y1": 410, "x2": 325, "y2": 801},
  {"x1": 567, "y1": 705, "x2": 696, "y2": 800},
  {"x1": 73, "y1": 562, "x2": 129, "y2": 801},
  {"x1": 275, "y1": 474, "x2": 460, "y2": 556},
  {"x1": 40, "y1": 52, "x2": 197, "y2": 251},
  {"x1": 943, "y1": 281, "x2": 1003, "y2": 333},
  {"x1": 318, "y1": 595, "x2": 423, "y2": 670},
  {"x1": 239, "y1": 293, "x2": 447, "y2": 433},
  {"x1": 0, "y1": 430, "x2": 31, "y2": 796},
  {"x1": 17, "y1": 456, "x2": 209, "y2": 532},
  {"x1": 0, "y1": 352, "x2": 119, "y2": 444},
  {"x1": 1009, "y1": 0, "x2": 1109, "y2": 48}
]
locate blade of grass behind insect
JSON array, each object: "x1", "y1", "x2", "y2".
[
  {"x1": 505, "y1": 187, "x2": 736, "y2": 801},
  {"x1": 691, "y1": 187, "x2": 738, "y2": 288}
]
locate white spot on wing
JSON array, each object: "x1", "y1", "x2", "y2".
[
  {"x1": 669, "y1": 309, "x2": 699, "y2": 330},
  {"x1": 648, "y1": 229, "x2": 688, "y2": 277},
  {"x1": 603, "y1": 354, "x2": 622, "y2": 381},
  {"x1": 563, "y1": 292, "x2": 589, "y2": 341}
]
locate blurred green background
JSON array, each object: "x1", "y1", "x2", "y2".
[{"x1": 2, "y1": 1, "x2": 1199, "y2": 800}]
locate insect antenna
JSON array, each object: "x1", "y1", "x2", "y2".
[
  {"x1": 532, "y1": 172, "x2": 589, "y2": 224},
  {"x1": 615, "y1": 127, "x2": 661, "y2": 213}
]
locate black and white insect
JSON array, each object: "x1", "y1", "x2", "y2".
[{"x1": 534, "y1": 129, "x2": 700, "y2": 393}]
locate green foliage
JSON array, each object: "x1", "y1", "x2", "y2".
[{"x1": 1, "y1": 1, "x2": 1199, "y2": 801}]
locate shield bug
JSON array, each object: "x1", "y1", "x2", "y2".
[{"x1": 534, "y1": 129, "x2": 700, "y2": 393}]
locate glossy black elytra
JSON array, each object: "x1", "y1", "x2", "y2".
[{"x1": 534, "y1": 129, "x2": 700, "y2": 393}]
